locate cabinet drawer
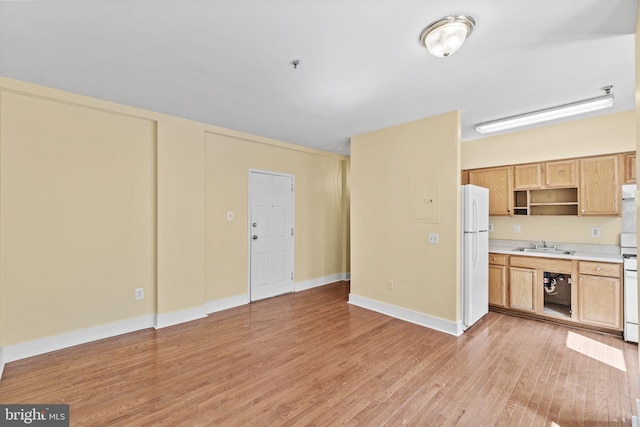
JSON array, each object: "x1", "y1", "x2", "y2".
[
  {"x1": 489, "y1": 253, "x2": 508, "y2": 266},
  {"x1": 510, "y1": 256, "x2": 573, "y2": 274},
  {"x1": 578, "y1": 261, "x2": 621, "y2": 278}
]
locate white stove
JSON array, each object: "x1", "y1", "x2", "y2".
[
  {"x1": 623, "y1": 253, "x2": 638, "y2": 342},
  {"x1": 622, "y1": 184, "x2": 637, "y2": 343}
]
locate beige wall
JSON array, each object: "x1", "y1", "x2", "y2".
[
  {"x1": 462, "y1": 110, "x2": 635, "y2": 245},
  {"x1": 350, "y1": 111, "x2": 461, "y2": 322},
  {"x1": 0, "y1": 87, "x2": 156, "y2": 344},
  {"x1": 635, "y1": 1, "x2": 640, "y2": 372},
  {"x1": 204, "y1": 132, "x2": 347, "y2": 301},
  {"x1": 157, "y1": 118, "x2": 205, "y2": 315},
  {"x1": 637, "y1": 6, "x2": 640, "y2": 194},
  {"x1": 341, "y1": 159, "x2": 351, "y2": 273},
  {"x1": 462, "y1": 110, "x2": 635, "y2": 169},
  {"x1": 0, "y1": 77, "x2": 348, "y2": 348}
]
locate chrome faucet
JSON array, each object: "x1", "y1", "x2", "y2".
[
  {"x1": 534, "y1": 240, "x2": 556, "y2": 249},
  {"x1": 534, "y1": 240, "x2": 559, "y2": 250}
]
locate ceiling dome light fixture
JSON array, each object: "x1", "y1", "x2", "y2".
[{"x1": 420, "y1": 15, "x2": 475, "y2": 57}]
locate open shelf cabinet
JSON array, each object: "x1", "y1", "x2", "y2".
[{"x1": 514, "y1": 188, "x2": 578, "y2": 216}]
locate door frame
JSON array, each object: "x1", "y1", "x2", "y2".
[{"x1": 247, "y1": 169, "x2": 295, "y2": 301}]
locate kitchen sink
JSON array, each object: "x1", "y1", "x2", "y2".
[{"x1": 513, "y1": 247, "x2": 576, "y2": 255}]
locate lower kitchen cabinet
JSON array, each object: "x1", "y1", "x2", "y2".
[
  {"x1": 490, "y1": 254, "x2": 623, "y2": 333},
  {"x1": 489, "y1": 253, "x2": 508, "y2": 307},
  {"x1": 509, "y1": 267, "x2": 537, "y2": 312},
  {"x1": 577, "y1": 261, "x2": 623, "y2": 330}
]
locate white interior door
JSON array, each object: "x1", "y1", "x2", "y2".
[{"x1": 249, "y1": 171, "x2": 294, "y2": 301}]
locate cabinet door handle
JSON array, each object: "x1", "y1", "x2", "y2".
[{"x1": 596, "y1": 267, "x2": 601, "y2": 271}]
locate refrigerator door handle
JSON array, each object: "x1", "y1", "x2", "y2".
[
  {"x1": 473, "y1": 232, "x2": 478, "y2": 267},
  {"x1": 472, "y1": 198, "x2": 479, "y2": 232}
]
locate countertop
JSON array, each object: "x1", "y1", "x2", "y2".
[{"x1": 489, "y1": 239, "x2": 623, "y2": 264}]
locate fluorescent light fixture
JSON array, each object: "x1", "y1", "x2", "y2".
[
  {"x1": 420, "y1": 15, "x2": 475, "y2": 58},
  {"x1": 475, "y1": 89, "x2": 614, "y2": 134}
]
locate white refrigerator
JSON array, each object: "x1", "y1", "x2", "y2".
[{"x1": 461, "y1": 184, "x2": 489, "y2": 330}]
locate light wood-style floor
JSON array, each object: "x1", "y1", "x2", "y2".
[{"x1": 1, "y1": 281, "x2": 638, "y2": 426}]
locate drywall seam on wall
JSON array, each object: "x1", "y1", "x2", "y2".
[
  {"x1": 0, "y1": 87, "x2": 158, "y2": 126},
  {"x1": 203, "y1": 129, "x2": 345, "y2": 160}
]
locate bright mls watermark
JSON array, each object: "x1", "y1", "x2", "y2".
[{"x1": 0, "y1": 405, "x2": 69, "y2": 426}]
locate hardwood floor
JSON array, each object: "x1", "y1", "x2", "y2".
[{"x1": 1, "y1": 281, "x2": 638, "y2": 426}]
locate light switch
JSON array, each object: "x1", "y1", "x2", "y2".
[
  {"x1": 428, "y1": 233, "x2": 439, "y2": 244},
  {"x1": 227, "y1": 211, "x2": 234, "y2": 221}
]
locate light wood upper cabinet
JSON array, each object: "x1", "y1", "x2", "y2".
[
  {"x1": 624, "y1": 153, "x2": 636, "y2": 184},
  {"x1": 579, "y1": 155, "x2": 621, "y2": 216},
  {"x1": 468, "y1": 151, "x2": 631, "y2": 217},
  {"x1": 514, "y1": 160, "x2": 577, "y2": 190},
  {"x1": 514, "y1": 164, "x2": 542, "y2": 189},
  {"x1": 545, "y1": 159, "x2": 577, "y2": 188},
  {"x1": 469, "y1": 166, "x2": 513, "y2": 216},
  {"x1": 461, "y1": 170, "x2": 469, "y2": 185}
]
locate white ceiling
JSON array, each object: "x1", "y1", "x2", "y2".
[{"x1": 0, "y1": 0, "x2": 637, "y2": 155}]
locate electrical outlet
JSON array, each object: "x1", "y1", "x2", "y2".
[
  {"x1": 226, "y1": 211, "x2": 234, "y2": 221},
  {"x1": 591, "y1": 226, "x2": 600, "y2": 238},
  {"x1": 135, "y1": 288, "x2": 144, "y2": 300},
  {"x1": 513, "y1": 224, "x2": 521, "y2": 233},
  {"x1": 488, "y1": 223, "x2": 494, "y2": 232},
  {"x1": 428, "y1": 233, "x2": 439, "y2": 244},
  {"x1": 387, "y1": 280, "x2": 394, "y2": 290}
]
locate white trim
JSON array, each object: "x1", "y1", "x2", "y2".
[
  {"x1": 295, "y1": 273, "x2": 350, "y2": 292},
  {"x1": 2, "y1": 315, "x2": 155, "y2": 363},
  {"x1": 348, "y1": 294, "x2": 462, "y2": 337},
  {"x1": 0, "y1": 348, "x2": 4, "y2": 380},
  {"x1": 154, "y1": 306, "x2": 208, "y2": 329},
  {"x1": 205, "y1": 294, "x2": 249, "y2": 314}
]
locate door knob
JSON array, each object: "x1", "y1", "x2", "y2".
[{"x1": 252, "y1": 235, "x2": 258, "y2": 240}]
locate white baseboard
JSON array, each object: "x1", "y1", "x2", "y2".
[
  {"x1": 295, "y1": 272, "x2": 350, "y2": 292},
  {"x1": 0, "y1": 276, "x2": 353, "y2": 380},
  {"x1": 205, "y1": 294, "x2": 249, "y2": 314},
  {"x1": 2, "y1": 315, "x2": 156, "y2": 364},
  {"x1": 348, "y1": 293, "x2": 462, "y2": 337},
  {"x1": 155, "y1": 306, "x2": 208, "y2": 329}
]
